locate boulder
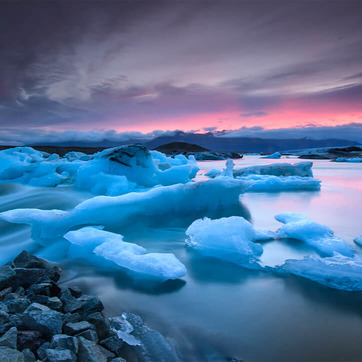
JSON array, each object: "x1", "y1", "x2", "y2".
[
  {"x1": 100, "y1": 336, "x2": 124, "y2": 356},
  {"x1": 0, "y1": 346, "x2": 24, "y2": 362},
  {"x1": 0, "y1": 265, "x2": 16, "y2": 290},
  {"x1": 64, "y1": 321, "x2": 95, "y2": 335},
  {"x1": 85, "y1": 312, "x2": 110, "y2": 340},
  {"x1": 21, "y1": 303, "x2": 63, "y2": 336},
  {"x1": 36, "y1": 341, "x2": 50, "y2": 360},
  {"x1": 17, "y1": 330, "x2": 42, "y2": 351},
  {"x1": 50, "y1": 334, "x2": 79, "y2": 354},
  {"x1": 0, "y1": 326, "x2": 18, "y2": 349},
  {"x1": 76, "y1": 329, "x2": 99, "y2": 343},
  {"x1": 44, "y1": 348, "x2": 77, "y2": 362},
  {"x1": 5, "y1": 297, "x2": 30, "y2": 314},
  {"x1": 21, "y1": 348, "x2": 36, "y2": 362},
  {"x1": 77, "y1": 336, "x2": 107, "y2": 362}
]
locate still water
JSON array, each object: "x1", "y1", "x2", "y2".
[{"x1": 0, "y1": 156, "x2": 361, "y2": 361}]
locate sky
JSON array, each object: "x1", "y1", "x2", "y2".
[{"x1": 0, "y1": 0, "x2": 362, "y2": 144}]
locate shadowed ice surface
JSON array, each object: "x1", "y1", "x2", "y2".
[{"x1": 0, "y1": 156, "x2": 362, "y2": 361}]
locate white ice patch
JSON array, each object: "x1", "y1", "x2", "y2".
[
  {"x1": 185, "y1": 216, "x2": 275, "y2": 267},
  {"x1": 279, "y1": 254, "x2": 362, "y2": 291},
  {"x1": 275, "y1": 213, "x2": 354, "y2": 257},
  {"x1": 65, "y1": 227, "x2": 186, "y2": 280}
]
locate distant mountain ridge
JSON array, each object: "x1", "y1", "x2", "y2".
[{"x1": 24, "y1": 130, "x2": 359, "y2": 153}]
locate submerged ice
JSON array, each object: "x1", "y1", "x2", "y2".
[
  {"x1": 275, "y1": 213, "x2": 354, "y2": 257},
  {"x1": 279, "y1": 254, "x2": 362, "y2": 291},
  {"x1": 65, "y1": 227, "x2": 186, "y2": 280},
  {"x1": 185, "y1": 216, "x2": 274, "y2": 266}
]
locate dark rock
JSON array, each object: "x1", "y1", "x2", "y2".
[
  {"x1": 14, "y1": 287, "x2": 25, "y2": 296},
  {"x1": 0, "y1": 301, "x2": 9, "y2": 313},
  {"x1": 5, "y1": 297, "x2": 30, "y2": 314},
  {"x1": 68, "y1": 286, "x2": 82, "y2": 298},
  {"x1": 13, "y1": 268, "x2": 49, "y2": 289},
  {"x1": 99, "y1": 344, "x2": 116, "y2": 361},
  {"x1": 0, "y1": 265, "x2": 16, "y2": 290},
  {"x1": 26, "y1": 292, "x2": 49, "y2": 305},
  {"x1": 0, "y1": 346, "x2": 24, "y2": 361},
  {"x1": 0, "y1": 309, "x2": 9, "y2": 324},
  {"x1": 27, "y1": 282, "x2": 61, "y2": 297},
  {"x1": 60, "y1": 289, "x2": 82, "y2": 314},
  {"x1": 13, "y1": 251, "x2": 61, "y2": 282},
  {"x1": 85, "y1": 312, "x2": 111, "y2": 340},
  {"x1": 8, "y1": 314, "x2": 25, "y2": 329},
  {"x1": 76, "y1": 329, "x2": 99, "y2": 343},
  {"x1": 17, "y1": 330, "x2": 42, "y2": 351},
  {"x1": 21, "y1": 303, "x2": 63, "y2": 336},
  {"x1": 62, "y1": 312, "x2": 80, "y2": 324},
  {"x1": 0, "y1": 287, "x2": 12, "y2": 301},
  {"x1": 77, "y1": 336, "x2": 107, "y2": 362},
  {"x1": 77, "y1": 295, "x2": 104, "y2": 316},
  {"x1": 36, "y1": 341, "x2": 51, "y2": 360},
  {"x1": 111, "y1": 358, "x2": 126, "y2": 362},
  {"x1": 100, "y1": 336, "x2": 123, "y2": 356},
  {"x1": 47, "y1": 297, "x2": 62, "y2": 311},
  {"x1": 22, "y1": 348, "x2": 36, "y2": 362},
  {"x1": 13, "y1": 251, "x2": 46, "y2": 269},
  {"x1": 0, "y1": 326, "x2": 18, "y2": 349},
  {"x1": 50, "y1": 334, "x2": 79, "y2": 354},
  {"x1": 64, "y1": 321, "x2": 95, "y2": 335},
  {"x1": 45, "y1": 348, "x2": 77, "y2": 362}
]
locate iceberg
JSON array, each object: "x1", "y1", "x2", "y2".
[
  {"x1": 185, "y1": 216, "x2": 274, "y2": 266},
  {"x1": 260, "y1": 152, "x2": 282, "y2": 159},
  {"x1": 240, "y1": 175, "x2": 321, "y2": 192},
  {"x1": 65, "y1": 227, "x2": 186, "y2": 280},
  {"x1": 354, "y1": 236, "x2": 362, "y2": 246},
  {"x1": 75, "y1": 144, "x2": 199, "y2": 195},
  {"x1": 206, "y1": 162, "x2": 314, "y2": 178},
  {"x1": 275, "y1": 213, "x2": 354, "y2": 257},
  {"x1": 0, "y1": 178, "x2": 246, "y2": 244},
  {"x1": 335, "y1": 157, "x2": 362, "y2": 163},
  {"x1": 279, "y1": 254, "x2": 362, "y2": 291}
]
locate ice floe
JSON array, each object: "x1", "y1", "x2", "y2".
[
  {"x1": 260, "y1": 152, "x2": 282, "y2": 159},
  {"x1": 0, "y1": 178, "x2": 247, "y2": 244},
  {"x1": 275, "y1": 213, "x2": 354, "y2": 257},
  {"x1": 335, "y1": 157, "x2": 362, "y2": 163},
  {"x1": 185, "y1": 216, "x2": 274, "y2": 267},
  {"x1": 65, "y1": 227, "x2": 186, "y2": 280},
  {"x1": 278, "y1": 254, "x2": 362, "y2": 291},
  {"x1": 354, "y1": 236, "x2": 362, "y2": 246}
]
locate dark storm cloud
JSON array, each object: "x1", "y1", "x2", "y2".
[{"x1": 0, "y1": 0, "x2": 362, "y2": 134}]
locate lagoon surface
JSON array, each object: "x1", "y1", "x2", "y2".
[{"x1": 1, "y1": 156, "x2": 361, "y2": 361}]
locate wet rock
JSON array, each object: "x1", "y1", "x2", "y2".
[
  {"x1": 22, "y1": 348, "x2": 36, "y2": 362},
  {"x1": 45, "y1": 348, "x2": 77, "y2": 362},
  {"x1": 5, "y1": 297, "x2": 30, "y2": 314},
  {"x1": 68, "y1": 286, "x2": 82, "y2": 298},
  {"x1": 36, "y1": 341, "x2": 51, "y2": 360},
  {"x1": 76, "y1": 329, "x2": 99, "y2": 343},
  {"x1": 14, "y1": 287, "x2": 25, "y2": 296},
  {"x1": 17, "y1": 330, "x2": 42, "y2": 351},
  {"x1": 27, "y1": 282, "x2": 61, "y2": 297},
  {"x1": 0, "y1": 346, "x2": 24, "y2": 361},
  {"x1": 99, "y1": 344, "x2": 116, "y2": 361},
  {"x1": 0, "y1": 326, "x2": 18, "y2": 349},
  {"x1": 62, "y1": 312, "x2": 80, "y2": 324},
  {"x1": 21, "y1": 303, "x2": 63, "y2": 336},
  {"x1": 64, "y1": 321, "x2": 95, "y2": 335},
  {"x1": 0, "y1": 265, "x2": 16, "y2": 290},
  {"x1": 0, "y1": 301, "x2": 9, "y2": 313},
  {"x1": 50, "y1": 334, "x2": 79, "y2": 354},
  {"x1": 47, "y1": 296, "x2": 62, "y2": 311},
  {"x1": 85, "y1": 312, "x2": 110, "y2": 340},
  {"x1": 77, "y1": 336, "x2": 107, "y2": 362},
  {"x1": 77, "y1": 295, "x2": 104, "y2": 316},
  {"x1": 0, "y1": 287, "x2": 12, "y2": 301},
  {"x1": 60, "y1": 289, "x2": 82, "y2": 314},
  {"x1": 100, "y1": 336, "x2": 124, "y2": 356},
  {"x1": 13, "y1": 268, "x2": 49, "y2": 289},
  {"x1": 111, "y1": 358, "x2": 126, "y2": 362},
  {"x1": 0, "y1": 309, "x2": 9, "y2": 324}
]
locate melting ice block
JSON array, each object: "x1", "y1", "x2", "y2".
[
  {"x1": 275, "y1": 213, "x2": 354, "y2": 257},
  {"x1": 65, "y1": 227, "x2": 186, "y2": 280},
  {"x1": 206, "y1": 162, "x2": 314, "y2": 179},
  {"x1": 279, "y1": 254, "x2": 362, "y2": 291},
  {"x1": 240, "y1": 175, "x2": 321, "y2": 192},
  {"x1": 185, "y1": 216, "x2": 274, "y2": 266},
  {"x1": 260, "y1": 152, "x2": 282, "y2": 159},
  {"x1": 0, "y1": 178, "x2": 246, "y2": 244},
  {"x1": 354, "y1": 236, "x2": 362, "y2": 246}
]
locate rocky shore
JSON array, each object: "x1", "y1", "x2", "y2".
[{"x1": 0, "y1": 251, "x2": 179, "y2": 362}]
